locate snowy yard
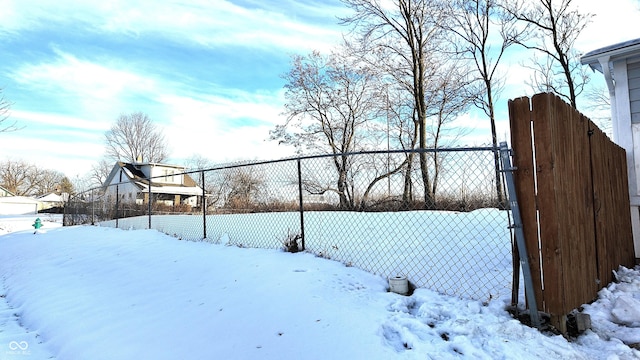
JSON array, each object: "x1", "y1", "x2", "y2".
[
  {"x1": 0, "y1": 215, "x2": 639, "y2": 359},
  {"x1": 104, "y1": 209, "x2": 513, "y2": 300}
]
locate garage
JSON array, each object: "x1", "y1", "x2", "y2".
[{"x1": 0, "y1": 196, "x2": 40, "y2": 215}]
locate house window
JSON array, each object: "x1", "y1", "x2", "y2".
[{"x1": 163, "y1": 169, "x2": 175, "y2": 183}]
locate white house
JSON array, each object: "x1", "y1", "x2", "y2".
[
  {"x1": 103, "y1": 161, "x2": 204, "y2": 209},
  {"x1": 581, "y1": 37, "x2": 640, "y2": 258}
]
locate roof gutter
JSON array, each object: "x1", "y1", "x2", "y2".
[{"x1": 580, "y1": 39, "x2": 640, "y2": 71}]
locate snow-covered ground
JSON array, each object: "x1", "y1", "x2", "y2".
[
  {"x1": 0, "y1": 215, "x2": 639, "y2": 359},
  {"x1": 104, "y1": 209, "x2": 513, "y2": 300}
]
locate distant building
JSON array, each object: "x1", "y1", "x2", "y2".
[
  {"x1": 0, "y1": 196, "x2": 39, "y2": 215},
  {"x1": 37, "y1": 192, "x2": 69, "y2": 211},
  {"x1": 103, "y1": 161, "x2": 204, "y2": 209},
  {"x1": 0, "y1": 186, "x2": 39, "y2": 215}
]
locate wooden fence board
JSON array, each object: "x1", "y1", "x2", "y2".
[
  {"x1": 508, "y1": 96, "x2": 543, "y2": 309},
  {"x1": 530, "y1": 93, "x2": 563, "y2": 318},
  {"x1": 589, "y1": 122, "x2": 635, "y2": 285},
  {"x1": 555, "y1": 101, "x2": 598, "y2": 313}
]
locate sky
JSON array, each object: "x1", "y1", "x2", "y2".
[{"x1": 0, "y1": 0, "x2": 639, "y2": 182}]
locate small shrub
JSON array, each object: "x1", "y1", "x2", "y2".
[{"x1": 282, "y1": 230, "x2": 303, "y2": 253}]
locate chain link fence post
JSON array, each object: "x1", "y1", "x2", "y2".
[
  {"x1": 297, "y1": 158, "x2": 305, "y2": 251},
  {"x1": 147, "y1": 174, "x2": 152, "y2": 229},
  {"x1": 90, "y1": 188, "x2": 94, "y2": 225},
  {"x1": 202, "y1": 170, "x2": 207, "y2": 240},
  {"x1": 115, "y1": 170, "x2": 121, "y2": 229},
  {"x1": 500, "y1": 142, "x2": 541, "y2": 329}
]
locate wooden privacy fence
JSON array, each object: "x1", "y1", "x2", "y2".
[{"x1": 508, "y1": 92, "x2": 636, "y2": 333}]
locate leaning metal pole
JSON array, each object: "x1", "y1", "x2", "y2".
[{"x1": 499, "y1": 142, "x2": 541, "y2": 329}]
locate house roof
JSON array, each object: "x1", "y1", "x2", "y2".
[
  {"x1": 103, "y1": 162, "x2": 147, "y2": 188},
  {"x1": 37, "y1": 192, "x2": 69, "y2": 202},
  {"x1": 0, "y1": 185, "x2": 15, "y2": 196},
  {"x1": 581, "y1": 38, "x2": 640, "y2": 72},
  {"x1": 134, "y1": 162, "x2": 186, "y2": 170},
  {"x1": 122, "y1": 162, "x2": 147, "y2": 179},
  {"x1": 0, "y1": 196, "x2": 40, "y2": 204}
]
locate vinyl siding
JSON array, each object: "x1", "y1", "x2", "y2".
[{"x1": 628, "y1": 60, "x2": 640, "y2": 123}]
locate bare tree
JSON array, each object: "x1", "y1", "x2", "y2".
[
  {"x1": 426, "y1": 63, "x2": 476, "y2": 197},
  {"x1": 0, "y1": 159, "x2": 68, "y2": 196},
  {"x1": 185, "y1": 154, "x2": 214, "y2": 173},
  {"x1": 71, "y1": 174, "x2": 92, "y2": 195},
  {"x1": 445, "y1": 0, "x2": 521, "y2": 205},
  {"x1": 584, "y1": 85, "x2": 611, "y2": 134},
  {"x1": 185, "y1": 154, "x2": 223, "y2": 210},
  {"x1": 223, "y1": 168, "x2": 265, "y2": 211},
  {"x1": 105, "y1": 112, "x2": 169, "y2": 163},
  {"x1": 506, "y1": 0, "x2": 593, "y2": 108},
  {"x1": 0, "y1": 90, "x2": 18, "y2": 133},
  {"x1": 0, "y1": 159, "x2": 32, "y2": 195},
  {"x1": 91, "y1": 158, "x2": 114, "y2": 187},
  {"x1": 340, "y1": 0, "x2": 455, "y2": 208},
  {"x1": 33, "y1": 169, "x2": 66, "y2": 195},
  {"x1": 272, "y1": 47, "x2": 381, "y2": 209}
]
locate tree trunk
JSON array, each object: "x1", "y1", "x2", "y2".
[
  {"x1": 402, "y1": 152, "x2": 414, "y2": 208},
  {"x1": 486, "y1": 80, "x2": 505, "y2": 208},
  {"x1": 336, "y1": 157, "x2": 351, "y2": 210}
]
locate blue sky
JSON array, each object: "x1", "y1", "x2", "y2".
[{"x1": 0, "y1": 0, "x2": 639, "y2": 180}]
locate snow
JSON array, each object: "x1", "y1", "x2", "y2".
[
  {"x1": 104, "y1": 209, "x2": 514, "y2": 300},
  {"x1": 0, "y1": 215, "x2": 639, "y2": 359}
]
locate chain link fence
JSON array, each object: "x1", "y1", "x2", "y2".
[{"x1": 65, "y1": 147, "x2": 514, "y2": 300}]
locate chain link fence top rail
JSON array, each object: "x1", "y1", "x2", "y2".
[{"x1": 65, "y1": 147, "x2": 514, "y2": 300}]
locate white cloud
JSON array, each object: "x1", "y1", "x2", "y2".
[
  {"x1": 101, "y1": 0, "x2": 343, "y2": 52},
  {"x1": 11, "y1": 49, "x2": 156, "y2": 103},
  {"x1": 5, "y1": 44, "x2": 294, "y2": 174},
  {"x1": 0, "y1": 0, "x2": 344, "y2": 53},
  {"x1": 9, "y1": 110, "x2": 111, "y2": 132},
  {"x1": 0, "y1": 131, "x2": 104, "y2": 177},
  {"x1": 158, "y1": 89, "x2": 293, "y2": 163},
  {"x1": 160, "y1": 90, "x2": 283, "y2": 126},
  {"x1": 173, "y1": 124, "x2": 294, "y2": 165},
  {"x1": 575, "y1": 0, "x2": 640, "y2": 53}
]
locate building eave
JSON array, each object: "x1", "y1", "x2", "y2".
[{"x1": 581, "y1": 38, "x2": 640, "y2": 72}]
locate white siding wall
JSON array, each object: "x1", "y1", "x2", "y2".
[
  {"x1": 105, "y1": 178, "x2": 141, "y2": 203},
  {"x1": 0, "y1": 202, "x2": 38, "y2": 215},
  {"x1": 147, "y1": 166, "x2": 184, "y2": 185},
  {"x1": 628, "y1": 60, "x2": 640, "y2": 123},
  {"x1": 607, "y1": 58, "x2": 640, "y2": 258}
]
